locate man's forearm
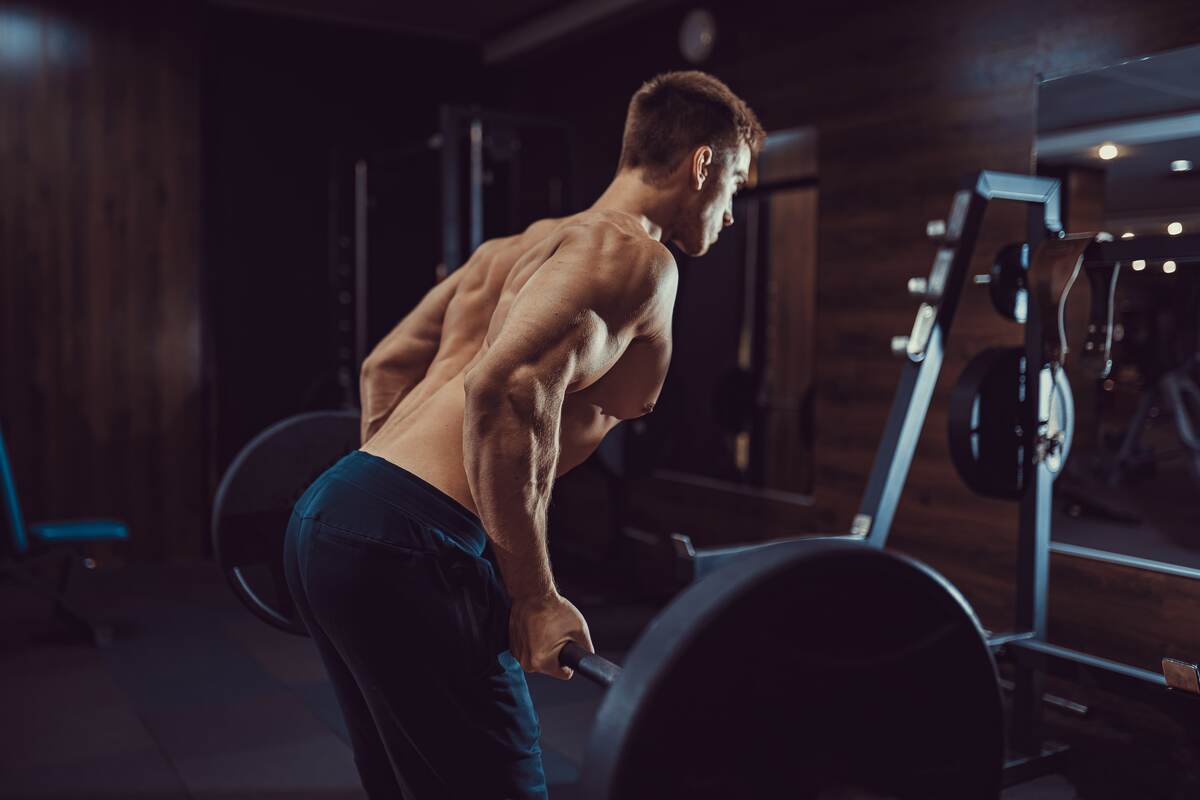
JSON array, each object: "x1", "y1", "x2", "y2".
[{"x1": 463, "y1": 385, "x2": 559, "y2": 601}]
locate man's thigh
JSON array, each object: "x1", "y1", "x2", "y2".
[{"x1": 304, "y1": 522, "x2": 547, "y2": 800}]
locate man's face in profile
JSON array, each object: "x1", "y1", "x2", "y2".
[{"x1": 673, "y1": 142, "x2": 751, "y2": 257}]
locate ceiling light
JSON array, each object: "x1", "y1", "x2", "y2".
[
  {"x1": 1132, "y1": 259, "x2": 1146, "y2": 271},
  {"x1": 1170, "y1": 160, "x2": 1194, "y2": 173},
  {"x1": 1168, "y1": 222, "x2": 1184, "y2": 235},
  {"x1": 1163, "y1": 260, "x2": 1177, "y2": 274},
  {"x1": 1098, "y1": 143, "x2": 1120, "y2": 160},
  {"x1": 1121, "y1": 232, "x2": 1135, "y2": 239}
]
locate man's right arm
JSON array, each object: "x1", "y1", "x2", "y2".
[{"x1": 461, "y1": 231, "x2": 672, "y2": 675}]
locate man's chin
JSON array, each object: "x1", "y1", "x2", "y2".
[{"x1": 670, "y1": 236, "x2": 713, "y2": 257}]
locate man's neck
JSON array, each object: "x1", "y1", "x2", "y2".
[{"x1": 590, "y1": 170, "x2": 675, "y2": 243}]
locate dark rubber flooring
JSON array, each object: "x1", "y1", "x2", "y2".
[{"x1": 0, "y1": 559, "x2": 1076, "y2": 799}]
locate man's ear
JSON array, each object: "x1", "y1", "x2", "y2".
[{"x1": 691, "y1": 146, "x2": 713, "y2": 191}]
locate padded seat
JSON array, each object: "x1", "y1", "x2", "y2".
[
  {"x1": 29, "y1": 519, "x2": 129, "y2": 543},
  {"x1": 1, "y1": 423, "x2": 128, "y2": 645},
  {"x1": 2, "y1": 423, "x2": 130, "y2": 556}
]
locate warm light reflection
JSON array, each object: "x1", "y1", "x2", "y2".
[
  {"x1": 1121, "y1": 232, "x2": 1135, "y2": 239},
  {"x1": 1097, "y1": 143, "x2": 1120, "y2": 160}
]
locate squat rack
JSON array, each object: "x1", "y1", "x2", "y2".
[{"x1": 673, "y1": 171, "x2": 1200, "y2": 780}]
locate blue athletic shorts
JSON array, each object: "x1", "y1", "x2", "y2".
[{"x1": 283, "y1": 450, "x2": 546, "y2": 799}]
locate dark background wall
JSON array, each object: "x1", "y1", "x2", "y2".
[
  {"x1": 0, "y1": 2, "x2": 206, "y2": 560},
  {"x1": 202, "y1": 5, "x2": 480, "y2": 490},
  {"x1": 487, "y1": 0, "x2": 1200, "y2": 670},
  {"x1": 1, "y1": 1, "x2": 481, "y2": 560}
]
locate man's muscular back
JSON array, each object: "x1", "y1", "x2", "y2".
[{"x1": 362, "y1": 210, "x2": 677, "y2": 518}]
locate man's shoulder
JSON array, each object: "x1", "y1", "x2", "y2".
[{"x1": 559, "y1": 211, "x2": 675, "y2": 272}]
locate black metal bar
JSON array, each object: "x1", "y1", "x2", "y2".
[
  {"x1": 353, "y1": 159, "x2": 369, "y2": 382},
  {"x1": 559, "y1": 642, "x2": 621, "y2": 688},
  {"x1": 468, "y1": 118, "x2": 484, "y2": 254},
  {"x1": 440, "y1": 106, "x2": 462, "y2": 272},
  {"x1": 1002, "y1": 639, "x2": 1200, "y2": 718}
]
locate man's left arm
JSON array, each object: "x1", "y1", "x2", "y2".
[{"x1": 359, "y1": 267, "x2": 464, "y2": 444}]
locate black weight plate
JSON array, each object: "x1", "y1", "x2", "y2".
[
  {"x1": 949, "y1": 348, "x2": 1025, "y2": 499},
  {"x1": 948, "y1": 348, "x2": 1073, "y2": 499},
  {"x1": 579, "y1": 538, "x2": 1004, "y2": 800},
  {"x1": 212, "y1": 409, "x2": 361, "y2": 635},
  {"x1": 990, "y1": 242, "x2": 1030, "y2": 323}
]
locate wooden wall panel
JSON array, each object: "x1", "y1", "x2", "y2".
[
  {"x1": 490, "y1": 0, "x2": 1200, "y2": 666},
  {"x1": 763, "y1": 188, "x2": 817, "y2": 495},
  {"x1": 0, "y1": 3, "x2": 206, "y2": 559}
]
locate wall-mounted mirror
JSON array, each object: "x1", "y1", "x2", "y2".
[{"x1": 1037, "y1": 46, "x2": 1200, "y2": 575}]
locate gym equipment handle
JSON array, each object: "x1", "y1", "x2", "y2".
[{"x1": 559, "y1": 641, "x2": 622, "y2": 688}]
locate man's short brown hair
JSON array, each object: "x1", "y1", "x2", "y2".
[{"x1": 617, "y1": 70, "x2": 764, "y2": 183}]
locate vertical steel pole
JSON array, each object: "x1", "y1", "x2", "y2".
[
  {"x1": 441, "y1": 107, "x2": 462, "y2": 272},
  {"x1": 353, "y1": 159, "x2": 369, "y2": 394},
  {"x1": 469, "y1": 118, "x2": 484, "y2": 255}
]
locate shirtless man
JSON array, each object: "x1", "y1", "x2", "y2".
[{"x1": 283, "y1": 71, "x2": 763, "y2": 799}]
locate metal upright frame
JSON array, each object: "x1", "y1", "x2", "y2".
[
  {"x1": 855, "y1": 172, "x2": 1062, "y2": 546},
  {"x1": 683, "y1": 172, "x2": 1061, "y2": 576},
  {"x1": 439, "y1": 105, "x2": 573, "y2": 273}
]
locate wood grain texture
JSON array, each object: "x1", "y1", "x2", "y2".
[
  {"x1": 492, "y1": 0, "x2": 1200, "y2": 667},
  {"x1": 763, "y1": 188, "x2": 817, "y2": 495},
  {"x1": 0, "y1": 3, "x2": 205, "y2": 559}
]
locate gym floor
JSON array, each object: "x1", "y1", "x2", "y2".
[{"x1": 0, "y1": 558, "x2": 1078, "y2": 799}]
